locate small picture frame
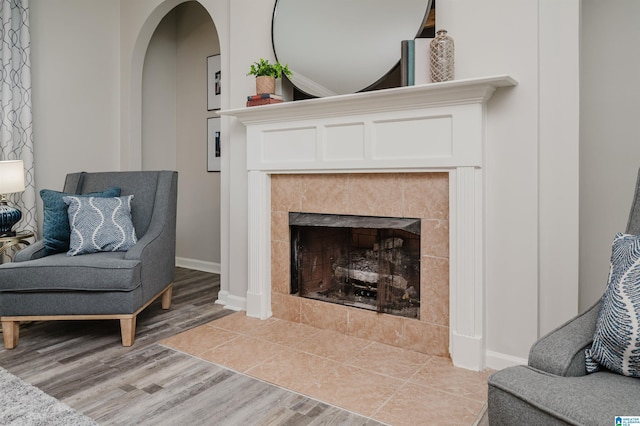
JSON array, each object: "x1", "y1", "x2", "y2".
[
  {"x1": 207, "y1": 117, "x2": 221, "y2": 172},
  {"x1": 207, "y1": 54, "x2": 221, "y2": 111}
]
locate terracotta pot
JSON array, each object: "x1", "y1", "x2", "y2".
[{"x1": 255, "y1": 76, "x2": 276, "y2": 95}]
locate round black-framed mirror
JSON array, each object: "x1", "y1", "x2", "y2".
[{"x1": 272, "y1": 0, "x2": 433, "y2": 98}]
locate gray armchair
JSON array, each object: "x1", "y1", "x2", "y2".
[
  {"x1": 0, "y1": 171, "x2": 177, "y2": 349},
  {"x1": 488, "y1": 169, "x2": 640, "y2": 424}
]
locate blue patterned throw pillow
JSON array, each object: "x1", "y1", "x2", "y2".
[
  {"x1": 40, "y1": 187, "x2": 121, "y2": 255},
  {"x1": 63, "y1": 195, "x2": 137, "y2": 256},
  {"x1": 586, "y1": 232, "x2": 640, "y2": 377}
]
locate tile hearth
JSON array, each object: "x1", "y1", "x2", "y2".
[{"x1": 161, "y1": 312, "x2": 491, "y2": 425}]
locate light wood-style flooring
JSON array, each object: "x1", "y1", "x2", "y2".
[{"x1": 0, "y1": 268, "x2": 382, "y2": 425}]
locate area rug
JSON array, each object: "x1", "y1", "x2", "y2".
[{"x1": 0, "y1": 366, "x2": 97, "y2": 425}]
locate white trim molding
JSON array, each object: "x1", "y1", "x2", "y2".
[
  {"x1": 175, "y1": 257, "x2": 221, "y2": 274},
  {"x1": 486, "y1": 350, "x2": 529, "y2": 371}
]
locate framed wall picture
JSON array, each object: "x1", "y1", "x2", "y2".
[
  {"x1": 207, "y1": 54, "x2": 221, "y2": 111},
  {"x1": 207, "y1": 117, "x2": 221, "y2": 172}
]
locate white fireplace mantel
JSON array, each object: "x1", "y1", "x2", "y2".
[
  {"x1": 224, "y1": 75, "x2": 517, "y2": 124},
  {"x1": 219, "y1": 75, "x2": 517, "y2": 371}
]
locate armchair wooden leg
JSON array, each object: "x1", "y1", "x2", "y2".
[
  {"x1": 2, "y1": 320, "x2": 19, "y2": 349},
  {"x1": 120, "y1": 317, "x2": 136, "y2": 347},
  {"x1": 161, "y1": 285, "x2": 173, "y2": 310}
]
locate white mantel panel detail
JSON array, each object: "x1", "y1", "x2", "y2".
[
  {"x1": 220, "y1": 76, "x2": 517, "y2": 371},
  {"x1": 372, "y1": 115, "x2": 453, "y2": 160},
  {"x1": 261, "y1": 127, "x2": 317, "y2": 164},
  {"x1": 247, "y1": 103, "x2": 484, "y2": 171},
  {"x1": 246, "y1": 103, "x2": 485, "y2": 172},
  {"x1": 324, "y1": 123, "x2": 366, "y2": 161}
]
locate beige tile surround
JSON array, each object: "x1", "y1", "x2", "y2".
[{"x1": 270, "y1": 173, "x2": 450, "y2": 357}]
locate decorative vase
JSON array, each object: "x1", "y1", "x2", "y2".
[
  {"x1": 0, "y1": 199, "x2": 21, "y2": 237},
  {"x1": 255, "y1": 76, "x2": 276, "y2": 95},
  {"x1": 429, "y1": 29, "x2": 455, "y2": 82}
]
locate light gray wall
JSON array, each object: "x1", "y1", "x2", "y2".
[
  {"x1": 30, "y1": 0, "x2": 121, "y2": 229},
  {"x1": 175, "y1": 2, "x2": 221, "y2": 267},
  {"x1": 579, "y1": 0, "x2": 640, "y2": 311},
  {"x1": 142, "y1": 13, "x2": 177, "y2": 172},
  {"x1": 31, "y1": 0, "x2": 220, "y2": 268},
  {"x1": 141, "y1": 2, "x2": 221, "y2": 269}
]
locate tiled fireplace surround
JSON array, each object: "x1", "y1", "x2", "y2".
[
  {"x1": 221, "y1": 76, "x2": 517, "y2": 371},
  {"x1": 270, "y1": 173, "x2": 450, "y2": 357}
]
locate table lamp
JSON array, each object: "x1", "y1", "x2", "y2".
[{"x1": 0, "y1": 160, "x2": 26, "y2": 237}]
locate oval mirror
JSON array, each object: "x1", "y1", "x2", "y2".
[{"x1": 272, "y1": 0, "x2": 433, "y2": 98}]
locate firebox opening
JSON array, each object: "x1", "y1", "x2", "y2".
[{"x1": 289, "y1": 212, "x2": 421, "y2": 319}]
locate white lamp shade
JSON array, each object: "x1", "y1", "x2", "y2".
[{"x1": 0, "y1": 160, "x2": 26, "y2": 194}]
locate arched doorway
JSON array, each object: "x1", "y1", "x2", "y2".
[{"x1": 141, "y1": 1, "x2": 222, "y2": 274}]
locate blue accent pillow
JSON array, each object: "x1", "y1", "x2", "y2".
[
  {"x1": 40, "y1": 187, "x2": 121, "y2": 255},
  {"x1": 63, "y1": 195, "x2": 137, "y2": 256},
  {"x1": 586, "y1": 232, "x2": 640, "y2": 377}
]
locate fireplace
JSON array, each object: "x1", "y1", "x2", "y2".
[
  {"x1": 269, "y1": 172, "x2": 449, "y2": 358},
  {"x1": 290, "y1": 212, "x2": 421, "y2": 319},
  {"x1": 220, "y1": 76, "x2": 518, "y2": 370}
]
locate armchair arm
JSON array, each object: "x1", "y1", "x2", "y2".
[
  {"x1": 124, "y1": 219, "x2": 173, "y2": 269},
  {"x1": 13, "y1": 240, "x2": 47, "y2": 262},
  {"x1": 124, "y1": 171, "x2": 177, "y2": 301},
  {"x1": 124, "y1": 215, "x2": 175, "y2": 303},
  {"x1": 528, "y1": 301, "x2": 600, "y2": 377}
]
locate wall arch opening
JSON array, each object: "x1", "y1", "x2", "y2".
[{"x1": 139, "y1": 1, "x2": 222, "y2": 274}]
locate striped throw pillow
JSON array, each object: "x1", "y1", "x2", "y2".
[{"x1": 586, "y1": 232, "x2": 640, "y2": 377}]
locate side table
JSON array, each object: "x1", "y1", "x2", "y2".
[{"x1": 0, "y1": 230, "x2": 35, "y2": 263}]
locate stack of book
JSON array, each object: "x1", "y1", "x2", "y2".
[
  {"x1": 401, "y1": 38, "x2": 432, "y2": 86},
  {"x1": 401, "y1": 40, "x2": 415, "y2": 86},
  {"x1": 246, "y1": 93, "x2": 283, "y2": 107}
]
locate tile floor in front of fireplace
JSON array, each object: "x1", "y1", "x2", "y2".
[{"x1": 160, "y1": 311, "x2": 491, "y2": 426}]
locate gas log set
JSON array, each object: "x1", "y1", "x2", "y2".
[{"x1": 290, "y1": 213, "x2": 421, "y2": 319}]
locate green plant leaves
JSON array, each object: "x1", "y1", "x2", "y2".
[{"x1": 247, "y1": 58, "x2": 292, "y2": 78}]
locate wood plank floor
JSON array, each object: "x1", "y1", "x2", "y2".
[{"x1": 0, "y1": 268, "x2": 383, "y2": 425}]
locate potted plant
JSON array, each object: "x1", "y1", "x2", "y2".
[{"x1": 247, "y1": 58, "x2": 292, "y2": 95}]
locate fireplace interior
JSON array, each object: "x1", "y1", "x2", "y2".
[{"x1": 290, "y1": 212, "x2": 421, "y2": 319}]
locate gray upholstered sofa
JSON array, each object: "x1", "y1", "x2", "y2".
[
  {"x1": 488, "y1": 170, "x2": 640, "y2": 424},
  {"x1": 0, "y1": 171, "x2": 177, "y2": 348}
]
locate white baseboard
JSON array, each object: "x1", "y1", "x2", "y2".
[
  {"x1": 223, "y1": 293, "x2": 247, "y2": 312},
  {"x1": 216, "y1": 290, "x2": 245, "y2": 311},
  {"x1": 246, "y1": 291, "x2": 272, "y2": 320},
  {"x1": 178, "y1": 261, "x2": 245, "y2": 314},
  {"x1": 485, "y1": 350, "x2": 528, "y2": 370},
  {"x1": 215, "y1": 290, "x2": 229, "y2": 307},
  {"x1": 213, "y1": 289, "x2": 247, "y2": 313},
  {"x1": 175, "y1": 257, "x2": 220, "y2": 274},
  {"x1": 451, "y1": 332, "x2": 484, "y2": 371}
]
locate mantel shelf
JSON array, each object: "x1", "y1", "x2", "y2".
[{"x1": 218, "y1": 75, "x2": 517, "y2": 125}]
